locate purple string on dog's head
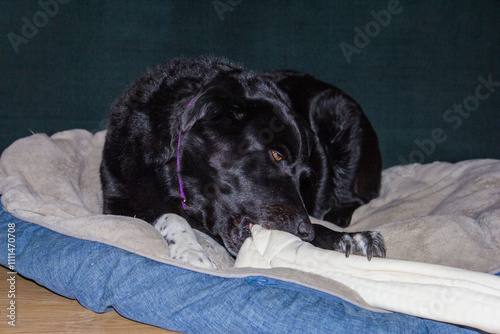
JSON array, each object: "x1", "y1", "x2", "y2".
[{"x1": 177, "y1": 96, "x2": 195, "y2": 212}]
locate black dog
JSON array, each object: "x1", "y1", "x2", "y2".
[{"x1": 100, "y1": 56, "x2": 385, "y2": 265}]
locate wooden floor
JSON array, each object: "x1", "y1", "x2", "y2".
[{"x1": 0, "y1": 266, "x2": 181, "y2": 333}]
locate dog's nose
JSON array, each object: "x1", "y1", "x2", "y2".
[{"x1": 297, "y1": 221, "x2": 315, "y2": 242}]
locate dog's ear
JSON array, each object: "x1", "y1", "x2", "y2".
[
  {"x1": 180, "y1": 94, "x2": 245, "y2": 132},
  {"x1": 180, "y1": 75, "x2": 247, "y2": 132},
  {"x1": 179, "y1": 96, "x2": 224, "y2": 132},
  {"x1": 179, "y1": 96, "x2": 207, "y2": 132}
]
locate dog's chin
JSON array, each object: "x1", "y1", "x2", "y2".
[{"x1": 221, "y1": 220, "x2": 253, "y2": 257}]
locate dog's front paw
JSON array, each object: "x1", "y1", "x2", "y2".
[
  {"x1": 336, "y1": 231, "x2": 386, "y2": 260},
  {"x1": 154, "y1": 213, "x2": 218, "y2": 270}
]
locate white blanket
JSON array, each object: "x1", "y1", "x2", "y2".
[
  {"x1": 1, "y1": 129, "x2": 500, "y2": 332},
  {"x1": 235, "y1": 225, "x2": 500, "y2": 333}
]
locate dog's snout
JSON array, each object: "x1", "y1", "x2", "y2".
[{"x1": 297, "y1": 221, "x2": 315, "y2": 242}]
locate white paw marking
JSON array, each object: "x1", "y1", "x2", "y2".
[
  {"x1": 353, "y1": 233, "x2": 368, "y2": 256},
  {"x1": 154, "y1": 214, "x2": 217, "y2": 270}
]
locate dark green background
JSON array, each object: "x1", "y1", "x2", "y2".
[{"x1": 1, "y1": 0, "x2": 499, "y2": 168}]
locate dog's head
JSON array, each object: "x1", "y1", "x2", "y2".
[{"x1": 177, "y1": 73, "x2": 315, "y2": 255}]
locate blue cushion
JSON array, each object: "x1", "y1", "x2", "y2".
[{"x1": 0, "y1": 204, "x2": 484, "y2": 333}]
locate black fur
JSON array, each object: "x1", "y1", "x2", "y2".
[{"x1": 100, "y1": 56, "x2": 384, "y2": 257}]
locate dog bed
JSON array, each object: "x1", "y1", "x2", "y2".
[{"x1": 1, "y1": 129, "x2": 500, "y2": 333}]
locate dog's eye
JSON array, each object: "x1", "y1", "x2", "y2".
[{"x1": 271, "y1": 150, "x2": 284, "y2": 162}]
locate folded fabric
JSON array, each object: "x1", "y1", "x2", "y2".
[{"x1": 235, "y1": 225, "x2": 500, "y2": 333}]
